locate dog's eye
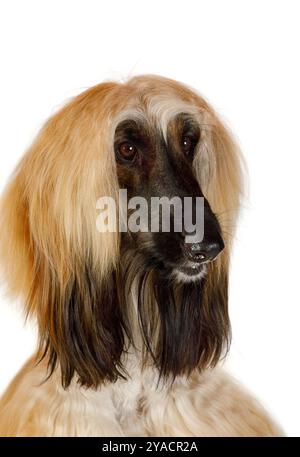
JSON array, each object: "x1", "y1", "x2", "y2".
[
  {"x1": 117, "y1": 142, "x2": 137, "y2": 162},
  {"x1": 182, "y1": 136, "x2": 194, "y2": 156}
]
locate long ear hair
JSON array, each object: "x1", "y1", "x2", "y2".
[
  {"x1": 0, "y1": 82, "x2": 129, "y2": 388},
  {"x1": 192, "y1": 94, "x2": 244, "y2": 365}
]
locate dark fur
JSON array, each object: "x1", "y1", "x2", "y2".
[{"x1": 39, "y1": 253, "x2": 230, "y2": 388}]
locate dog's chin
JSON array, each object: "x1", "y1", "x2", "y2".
[{"x1": 171, "y1": 263, "x2": 207, "y2": 283}]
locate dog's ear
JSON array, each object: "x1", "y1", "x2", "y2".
[
  {"x1": 191, "y1": 104, "x2": 244, "y2": 367},
  {"x1": 0, "y1": 82, "x2": 128, "y2": 387},
  {"x1": 40, "y1": 266, "x2": 128, "y2": 388},
  {"x1": 192, "y1": 104, "x2": 244, "y2": 289},
  {"x1": 193, "y1": 110, "x2": 244, "y2": 250}
]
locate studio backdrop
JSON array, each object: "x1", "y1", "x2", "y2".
[{"x1": 0, "y1": 0, "x2": 299, "y2": 437}]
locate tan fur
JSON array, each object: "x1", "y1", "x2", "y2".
[
  {"x1": 0, "y1": 355, "x2": 281, "y2": 436},
  {"x1": 0, "y1": 75, "x2": 282, "y2": 436}
]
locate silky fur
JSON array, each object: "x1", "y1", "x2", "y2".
[{"x1": 0, "y1": 75, "x2": 282, "y2": 436}]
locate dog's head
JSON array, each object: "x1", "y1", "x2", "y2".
[{"x1": 0, "y1": 75, "x2": 243, "y2": 387}]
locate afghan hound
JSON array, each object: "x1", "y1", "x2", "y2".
[{"x1": 0, "y1": 75, "x2": 282, "y2": 436}]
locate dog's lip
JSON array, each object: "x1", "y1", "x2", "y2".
[{"x1": 176, "y1": 262, "x2": 204, "y2": 276}]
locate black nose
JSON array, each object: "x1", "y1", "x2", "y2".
[{"x1": 187, "y1": 239, "x2": 225, "y2": 263}]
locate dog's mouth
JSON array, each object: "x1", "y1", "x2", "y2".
[
  {"x1": 178, "y1": 263, "x2": 203, "y2": 275},
  {"x1": 171, "y1": 262, "x2": 207, "y2": 283}
]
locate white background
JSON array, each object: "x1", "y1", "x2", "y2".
[{"x1": 0, "y1": 0, "x2": 299, "y2": 436}]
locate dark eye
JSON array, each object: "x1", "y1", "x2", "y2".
[
  {"x1": 182, "y1": 136, "x2": 194, "y2": 156},
  {"x1": 117, "y1": 142, "x2": 137, "y2": 162}
]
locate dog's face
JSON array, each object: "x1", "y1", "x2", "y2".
[{"x1": 114, "y1": 112, "x2": 224, "y2": 283}]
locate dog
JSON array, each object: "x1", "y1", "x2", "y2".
[{"x1": 0, "y1": 75, "x2": 282, "y2": 436}]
